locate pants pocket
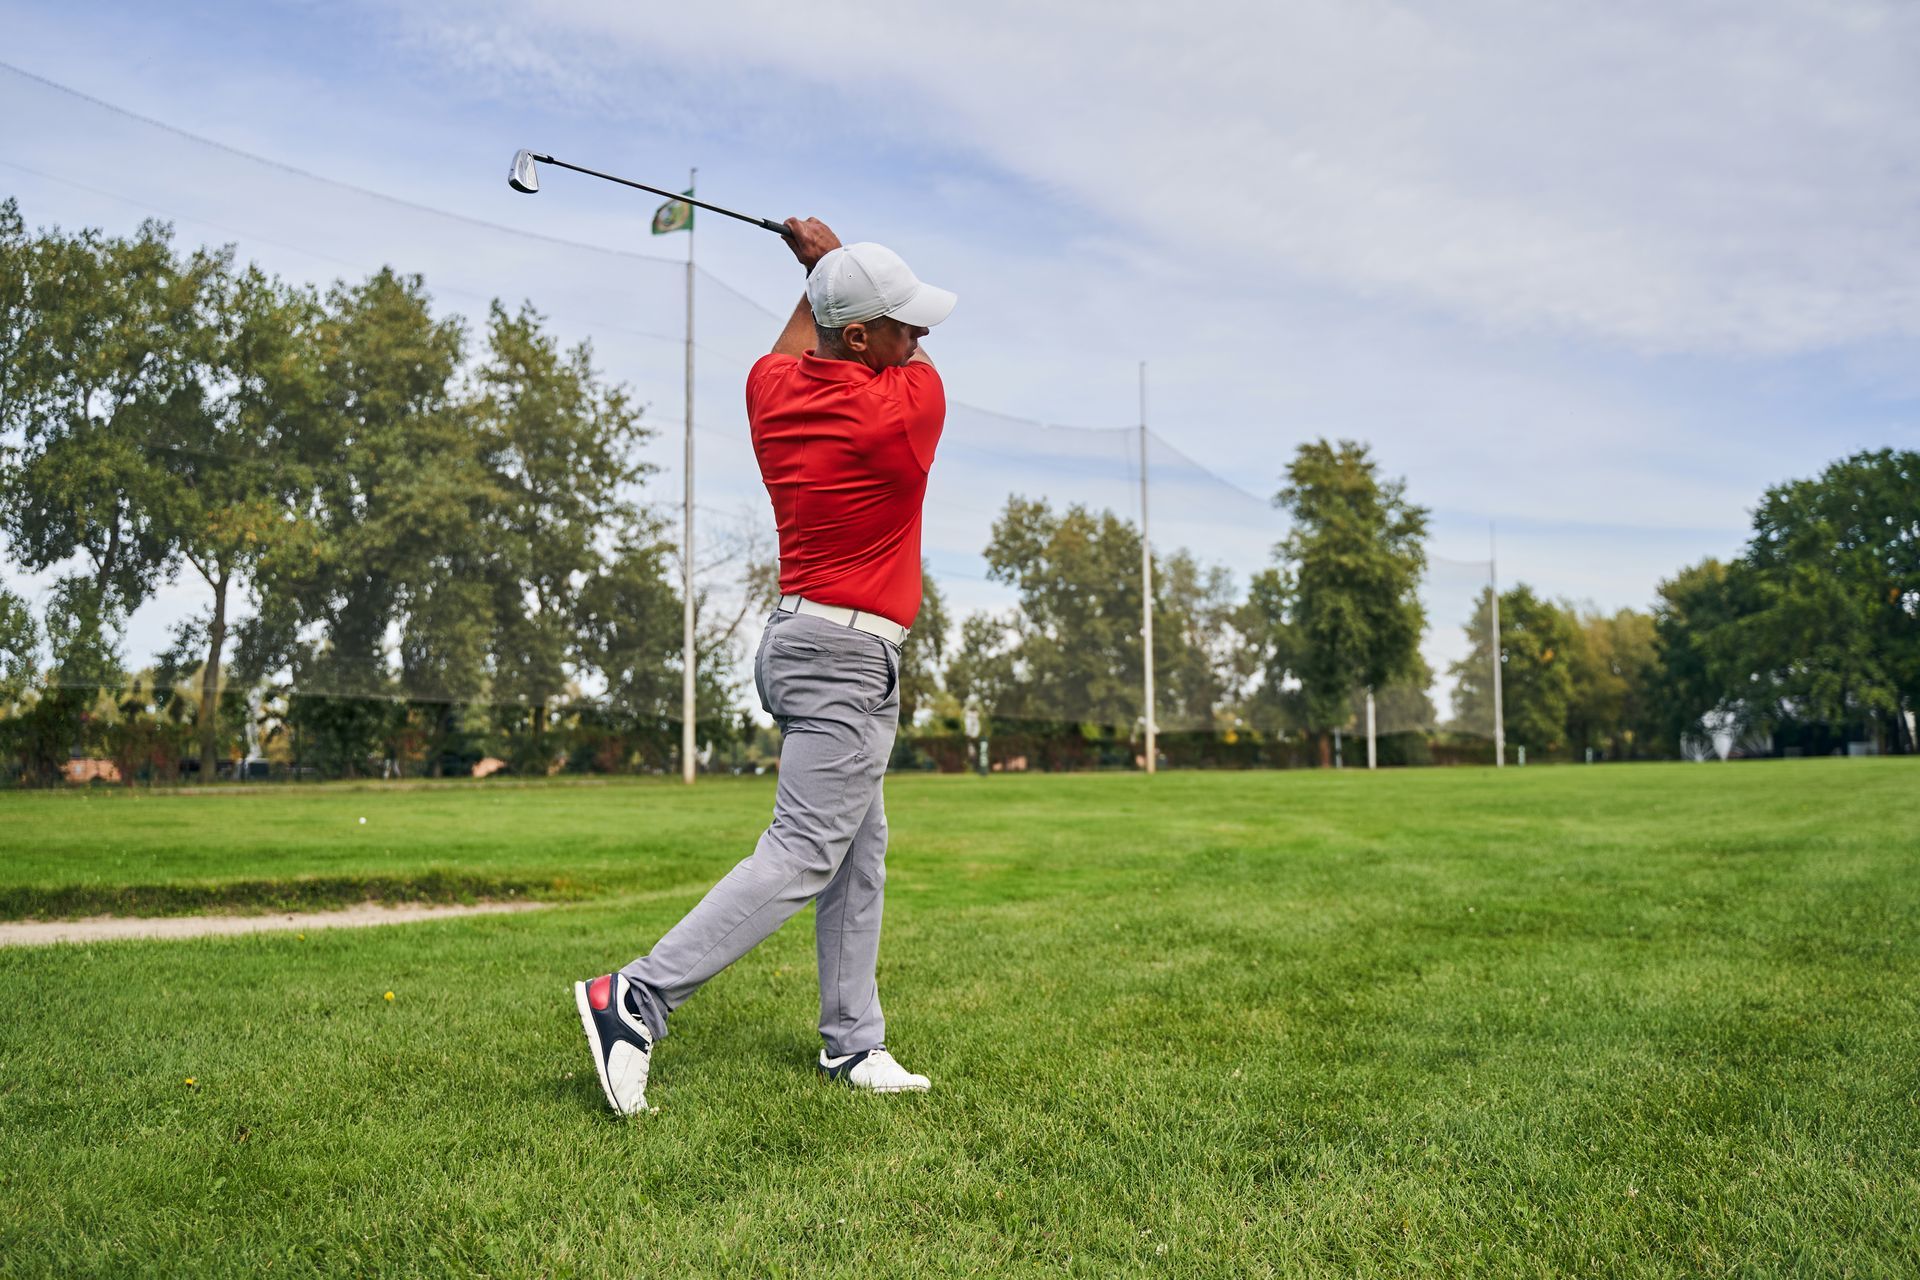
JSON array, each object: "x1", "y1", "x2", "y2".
[
  {"x1": 865, "y1": 643, "x2": 899, "y2": 718},
  {"x1": 754, "y1": 637, "x2": 772, "y2": 715}
]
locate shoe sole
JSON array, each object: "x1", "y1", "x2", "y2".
[
  {"x1": 574, "y1": 980, "x2": 637, "y2": 1115},
  {"x1": 819, "y1": 1068, "x2": 931, "y2": 1094}
]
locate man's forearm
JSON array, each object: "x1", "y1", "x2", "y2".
[
  {"x1": 771, "y1": 294, "x2": 814, "y2": 357},
  {"x1": 769, "y1": 216, "x2": 843, "y2": 356}
]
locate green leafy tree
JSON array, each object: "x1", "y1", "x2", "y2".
[
  {"x1": 678, "y1": 518, "x2": 779, "y2": 766},
  {"x1": 1451, "y1": 584, "x2": 1577, "y2": 756},
  {"x1": 0, "y1": 200, "x2": 29, "y2": 424},
  {"x1": 1235, "y1": 565, "x2": 1299, "y2": 736},
  {"x1": 1648, "y1": 453, "x2": 1920, "y2": 755},
  {"x1": 1362, "y1": 657, "x2": 1439, "y2": 736},
  {"x1": 9, "y1": 579, "x2": 127, "y2": 783},
  {"x1": 1565, "y1": 606, "x2": 1662, "y2": 759},
  {"x1": 898, "y1": 561, "x2": 952, "y2": 729},
  {"x1": 475, "y1": 301, "x2": 649, "y2": 770},
  {"x1": 945, "y1": 497, "x2": 1214, "y2": 736},
  {"x1": 276, "y1": 268, "x2": 470, "y2": 775},
  {"x1": 572, "y1": 530, "x2": 727, "y2": 771},
  {"x1": 161, "y1": 257, "x2": 327, "y2": 778},
  {"x1": 0, "y1": 587, "x2": 35, "y2": 704},
  {"x1": 1265, "y1": 440, "x2": 1429, "y2": 765},
  {"x1": 943, "y1": 611, "x2": 1018, "y2": 722},
  {"x1": 1733, "y1": 450, "x2": 1920, "y2": 745},
  {"x1": 1158, "y1": 550, "x2": 1243, "y2": 730},
  {"x1": 0, "y1": 214, "x2": 205, "y2": 612},
  {"x1": 1649, "y1": 559, "x2": 1742, "y2": 747},
  {"x1": 0, "y1": 209, "x2": 220, "y2": 777},
  {"x1": 0, "y1": 586, "x2": 39, "y2": 779}
]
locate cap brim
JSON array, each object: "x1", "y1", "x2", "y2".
[{"x1": 885, "y1": 282, "x2": 957, "y2": 328}]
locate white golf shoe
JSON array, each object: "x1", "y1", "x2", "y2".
[
  {"x1": 574, "y1": 973, "x2": 654, "y2": 1115},
  {"x1": 819, "y1": 1046, "x2": 931, "y2": 1093}
]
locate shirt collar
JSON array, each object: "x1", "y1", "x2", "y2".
[{"x1": 798, "y1": 350, "x2": 878, "y2": 383}]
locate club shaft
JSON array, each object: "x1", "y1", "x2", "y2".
[{"x1": 534, "y1": 154, "x2": 792, "y2": 237}]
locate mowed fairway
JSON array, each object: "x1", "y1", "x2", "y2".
[{"x1": 1, "y1": 762, "x2": 1916, "y2": 1277}]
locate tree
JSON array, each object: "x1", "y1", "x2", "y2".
[
  {"x1": 680, "y1": 513, "x2": 776, "y2": 765},
  {"x1": 943, "y1": 611, "x2": 1019, "y2": 722},
  {"x1": 1649, "y1": 559, "x2": 1743, "y2": 748},
  {"x1": 274, "y1": 268, "x2": 471, "y2": 775},
  {"x1": 1265, "y1": 440, "x2": 1429, "y2": 765},
  {"x1": 11, "y1": 579, "x2": 127, "y2": 784},
  {"x1": 1235, "y1": 566, "x2": 1300, "y2": 736},
  {"x1": 945, "y1": 497, "x2": 1216, "y2": 736},
  {"x1": 1158, "y1": 550, "x2": 1243, "y2": 730},
  {"x1": 475, "y1": 301, "x2": 649, "y2": 769},
  {"x1": 162, "y1": 257, "x2": 327, "y2": 778},
  {"x1": 0, "y1": 586, "x2": 39, "y2": 779},
  {"x1": 1450, "y1": 585, "x2": 1577, "y2": 756},
  {"x1": 898, "y1": 561, "x2": 951, "y2": 728},
  {"x1": 1364, "y1": 656, "x2": 1439, "y2": 737},
  {"x1": 1565, "y1": 606, "x2": 1661, "y2": 759},
  {"x1": 0, "y1": 200, "x2": 29, "y2": 425},
  {"x1": 0, "y1": 210, "x2": 225, "y2": 775},
  {"x1": 1733, "y1": 450, "x2": 1920, "y2": 747},
  {"x1": 573, "y1": 533, "x2": 684, "y2": 769},
  {"x1": 0, "y1": 587, "x2": 34, "y2": 705},
  {"x1": 1646, "y1": 453, "x2": 1920, "y2": 756},
  {"x1": 0, "y1": 214, "x2": 204, "y2": 614}
]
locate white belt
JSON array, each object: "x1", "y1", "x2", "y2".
[{"x1": 776, "y1": 594, "x2": 909, "y2": 647}]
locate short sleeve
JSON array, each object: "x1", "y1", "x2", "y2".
[
  {"x1": 746, "y1": 353, "x2": 796, "y2": 419},
  {"x1": 882, "y1": 362, "x2": 945, "y2": 472}
]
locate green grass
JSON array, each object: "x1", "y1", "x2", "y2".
[{"x1": 1, "y1": 761, "x2": 1916, "y2": 1276}]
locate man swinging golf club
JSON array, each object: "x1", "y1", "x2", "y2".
[{"x1": 574, "y1": 217, "x2": 955, "y2": 1113}]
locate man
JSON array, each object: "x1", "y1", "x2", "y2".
[{"x1": 573, "y1": 217, "x2": 956, "y2": 1115}]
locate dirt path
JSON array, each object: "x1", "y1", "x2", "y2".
[{"x1": 0, "y1": 900, "x2": 550, "y2": 947}]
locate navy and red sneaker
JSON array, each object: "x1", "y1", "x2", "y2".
[{"x1": 573, "y1": 973, "x2": 654, "y2": 1115}]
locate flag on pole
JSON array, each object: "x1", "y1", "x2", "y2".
[{"x1": 651, "y1": 191, "x2": 694, "y2": 235}]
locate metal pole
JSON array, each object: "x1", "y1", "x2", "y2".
[
  {"x1": 1490, "y1": 521, "x2": 1504, "y2": 769},
  {"x1": 1139, "y1": 362, "x2": 1156, "y2": 775},
  {"x1": 682, "y1": 168, "x2": 698, "y2": 785},
  {"x1": 1366, "y1": 689, "x2": 1377, "y2": 769}
]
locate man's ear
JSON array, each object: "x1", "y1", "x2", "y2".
[{"x1": 841, "y1": 321, "x2": 869, "y2": 352}]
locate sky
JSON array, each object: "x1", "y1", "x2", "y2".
[{"x1": 4, "y1": 0, "x2": 1918, "y2": 714}]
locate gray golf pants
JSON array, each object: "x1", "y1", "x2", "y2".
[{"x1": 620, "y1": 609, "x2": 901, "y2": 1057}]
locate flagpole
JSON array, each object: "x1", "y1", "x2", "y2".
[{"x1": 682, "y1": 167, "x2": 697, "y2": 785}]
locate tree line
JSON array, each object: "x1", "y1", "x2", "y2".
[
  {"x1": 0, "y1": 200, "x2": 746, "y2": 783},
  {"x1": 937, "y1": 442, "x2": 1916, "y2": 766},
  {"x1": 2, "y1": 203, "x2": 1914, "y2": 781}
]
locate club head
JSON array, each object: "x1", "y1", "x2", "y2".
[{"x1": 508, "y1": 150, "x2": 540, "y2": 194}]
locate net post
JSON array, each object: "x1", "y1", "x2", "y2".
[
  {"x1": 1139, "y1": 362, "x2": 1157, "y2": 776},
  {"x1": 1490, "y1": 522, "x2": 1504, "y2": 769},
  {"x1": 1366, "y1": 689, "x2": 1377, "y2": 769},
  {"x1": 682, "y1": 166, "x2": 698, "y2": 785}
]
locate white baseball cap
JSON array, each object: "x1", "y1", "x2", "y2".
[{"x1": 807, "y1": 242, "x2": 957, "y2": 329}]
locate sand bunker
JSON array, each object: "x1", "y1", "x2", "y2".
[{"x1": 0, "y1": 900, "x2": 549, "y2": 947}]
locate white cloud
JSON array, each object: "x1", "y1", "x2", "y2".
[
  {"x1": 2, "y1": 0, "x2": 1912, "y2": 664},
  {"x1": 370, "y1": 0, "x2": 1920, "y2": 354}
]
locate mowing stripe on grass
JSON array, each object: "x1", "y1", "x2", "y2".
[{"x1": 0, "y1": 871, "x2": 570, "y2": 921}]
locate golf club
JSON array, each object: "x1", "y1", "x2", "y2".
[{"x1": 508, "y1": 150, "x2": 793, "y2": 237}]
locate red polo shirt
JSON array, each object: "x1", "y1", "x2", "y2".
[{"x1": 746, "y1": 351, "x2": 945, "y2": 629}]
